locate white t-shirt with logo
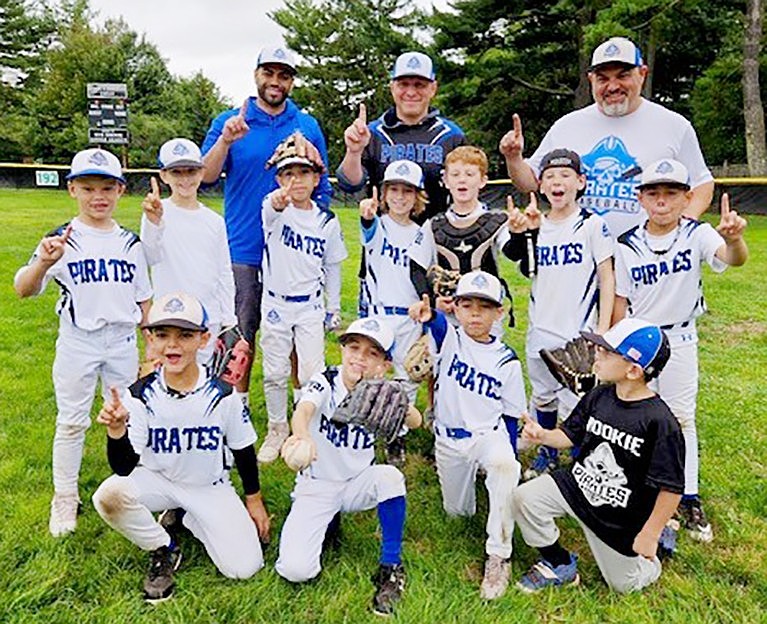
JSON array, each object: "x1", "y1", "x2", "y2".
[{"x1": 527, "y1": 100, "x2": 713, "y2": 237}]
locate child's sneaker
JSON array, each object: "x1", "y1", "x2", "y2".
[
  {"x1": 523, "y1": 447, "x2": 559, "y2": 481},
  {"x1": 517, "y1": 553, "x2": 580, "y2": 593},
  {"x1": 144, "y1": 543, "x2": 182, "y2": 603},
  {"x1": 658, "y1": 518, "x2": 680, "y2": 560},
  {"x1": 257, "y1": 422, "x2": 289, "y2": 463},
  {"x1": 480, "y1": 554, "x2": 510, "y2": 600},
  {"x1": 678, "y1": 498, "x2": 714, "y2": 543},
  {"x1": 49, "y1": 493, "x2": 80, "y2": 537},
  {"x1": 371, "y1": 563, "x2": 406, "y2": 616}
]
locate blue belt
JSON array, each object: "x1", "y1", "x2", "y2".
[
  {"x1": 379, "y1": 306, "x2": 410, "y2": 316},
  {"x1": 435, "y1": 426, "x2": 472, "y2": 439},
  {"x1": 267, "y1": 289, "x2": 322, "y2": 303},
  {"x1": 660, "y1": 320, "x2": 691, "y2": 331}
]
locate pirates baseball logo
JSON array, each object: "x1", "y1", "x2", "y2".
[
  {"x1": 580, "y1": 136, "x2": 642, "y2": 216},
  {"x1": 572, "y1": 442, "x2": 631, "y2": 508}
]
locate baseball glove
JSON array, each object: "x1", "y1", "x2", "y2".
[
  {"x1": 539, "y1": 336, "x2": 597, "y2": 396},
  {"x1": 427, "y1": 264, "x2": 461, "y2": 298},
  {"x1": 331, "y1": 379, "x2": 409, "y2": 444},
  {"x1": 207, "y1": 326, "x2": 251, "y2": 385},
  {"x1": 404, "y1": 334, "x2": 432, "y2": 382}
]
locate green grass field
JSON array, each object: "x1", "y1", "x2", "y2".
[{"x1": 1, "y1": 188, "x2": 765, "y2": 624}]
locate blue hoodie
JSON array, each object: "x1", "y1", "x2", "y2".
[{"x1": 202, "y1": 98, "x2": 333, "y2": 267}]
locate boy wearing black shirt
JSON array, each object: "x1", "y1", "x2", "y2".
[{"x1": 513, "y1": 318, "x2": 684, "y2": 593}]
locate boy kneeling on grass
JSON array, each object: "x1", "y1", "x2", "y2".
[
  {"x1": 93, "y1": 292, "x2": 269, "y2": 603},
  {"x1": 513, "y1": 319, "x2": 685, "y2": 593}
]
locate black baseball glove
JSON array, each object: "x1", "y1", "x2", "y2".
[
  {"x1": 331, "y1": 379, "x2": 409, "y2": 444},
  {"x1": 539, "y1": 336, "x2": 597, "y2": 396}
]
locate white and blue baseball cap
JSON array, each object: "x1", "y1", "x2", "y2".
[
  {"x1": 144, "y1": 292, "x2": 209, "y2": 332},
  {"x1": 67, "y1": 148, "x2": 125, "y2": 183},
  {"x1": 590, "y1": 37, "x2": 643, "y2": 70},
  {"x1": 158, "y1": 138, "x2": 203, "y2": 170},
  {"x1": 637, "y1": 159, "x2": 690, "y2": 190},
  {"x1": 383, "y1": 160, "x2": 425, "y2": 190},
  {"x1": 455, "y1": 271, "x2": 504, "y2": 306},
  {"x1": 581, "y1": 318, "x2": 670, "y2": 377},
  {"x1": 256, "y1": 45, "x2": 297, "y2": 74},
  {"x1": 391, "y1": 51, "x2": 435, "y2": 81},
  {"x1": 340, "y1": 317, "x2": 395, "y2": 359}
]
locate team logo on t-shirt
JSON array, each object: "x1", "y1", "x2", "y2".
[
  {"x1": 580, "y1": 136, "x2": 641, "y2": 217},
  {"x1": 572, "y1": 442, "x2": 631, "y2": 508}
]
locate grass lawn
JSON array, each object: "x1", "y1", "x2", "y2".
[{"x1": 0, "y1": 188, "x2": 765, "y2": 623}]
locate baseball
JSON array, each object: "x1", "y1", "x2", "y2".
[{"x1": 280, "y1": 436, "x2": 316, "y2": 472}]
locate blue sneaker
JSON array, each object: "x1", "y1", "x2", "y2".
[
  {"x1": 517, "y1": 553, "x2": 580, "y2": 593},
  {"x1": 658, "y1": 518, "x2": 680, "y2": 560},
  {"x1": 523, "y1": 447, "x2": 559, "y2": 480}
]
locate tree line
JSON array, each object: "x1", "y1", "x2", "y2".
[{"x1": 2, "y1": 0, "x2": 765, "y2": 175}]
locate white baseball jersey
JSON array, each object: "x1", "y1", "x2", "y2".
[
  {"x1": 300, "y1": 366, "x2": 377, "y2": 482},
  {"x1": 361, "y1": 214, "x2": 420, "y2": 309},
  {"x1": 615, "y1": 218, "x2": 726, "y2": 338},
  {"x1": 426, "y1": 312, "x2": 526, "y2": 433},
  {"x1": 141, "y1": 199, "x2": 236, "y2": 327},
  {"x1": 16, "y1": 217, "x2": 152, "y2": 330},
  {"x1": 123, "y1": 367, "x2": 256, "y2": 486},
  {"x1": 409, "y1": 204, "x2": 511, "y2": 270},
  {"x1": 527, "y1": 210, "x2": 614, "y2": 353},
  {"x1": 527, "y1": 100, "x2": 713, "y2": 237},
  {"x1": 262, "y1": 198, "x2": 347, "y2": 297}
]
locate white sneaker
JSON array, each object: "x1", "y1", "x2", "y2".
[
  {"x1": 257, "y1": 423, "x2": 289, "y2": 463},
  {"x1": 49, "y1": 493, "x2": 80, "y2": 537},
  {"x1": 480, "y1": 554, "x2": 510, "y2": 600}
]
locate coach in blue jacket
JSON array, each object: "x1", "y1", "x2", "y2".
[{"x1": 201, "y1": 46, "x2": 332, "y2": 395}]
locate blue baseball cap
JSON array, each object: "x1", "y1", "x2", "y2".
[
  {"x1": 391, "y1": 52, "x2": 435, "y2": 81},
  {"x1": 590, "y1": 37, "x2": 643, "y2": 70},
  {"x1": 581, "y1": 318, "x2": 670, "y2": 378}
]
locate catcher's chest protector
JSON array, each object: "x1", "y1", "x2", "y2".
[{"x1": 432, "y1": 212, "x2": 508, "y2": 274}]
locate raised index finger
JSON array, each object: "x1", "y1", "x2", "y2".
[
  {"x1": 513, "y1": 113, "x2": 522, "y2": 136},
  {"x1": 60, "y1": 223, "x2": 73, "y2": 244},
  {"x1": 358, "y1": 103, "x2": 367, "y2": 125},
  {"x1": 720, "y1": 192, "x2": 730, "y2": 218},
  {"x1": 506, "y1": 195, "x2": 515, "y2": 213},
  {"x1": 238, "y1": 97, "x2": 249, "y2": 119},
  {"x1": 150, "y1": 176, "x2": 160, "y2": 198},
  {"x1": 109, "y1": 387, "x2": 121, "y2": 406}
]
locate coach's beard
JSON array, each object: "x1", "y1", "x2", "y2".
[{"x1": 600, "y1": 100, "x2": 631, "y2": 117}]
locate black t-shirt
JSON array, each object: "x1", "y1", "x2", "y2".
[{"x1": 552, "y1": 384, "x2": 685, "y2": 556}]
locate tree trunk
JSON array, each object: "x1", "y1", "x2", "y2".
[
  {"x1": 743, "y1": 0, "x2": 767, "y2": 176},
  {"x1": 573, "y1": 5, "x2": 595, "y2": 109}
]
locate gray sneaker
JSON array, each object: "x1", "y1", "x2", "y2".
[
  {"x1": 49, "y1": 493, "x2": 80, "y2": 537},
  {"x1": 257, "y1": 422, "x2": 290, "y2": 464},
  {"x1": 480, "y1": 554, "x2": 511, "y2": 600},
  {"x1": 144, "y1": 544, "x2": 182, "y2": 603}
]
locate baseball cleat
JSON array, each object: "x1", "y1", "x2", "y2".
[
  {"x1": 144, "y1": 543, "x2": 182, "y2": 603},
  {"x1": 322, "y1": 511, "x2": 342, "y2": 553},
  {"x1": 480, "y1": 554, "x2": 511, "y2": 600},
  {"x1": 49, "y1": 493, "x2": 80, "y2": 537},
  {"x1": 257, "y1": 423, "x2": 289, "y2": 464},
  {"x1": 517, "y1": 553, "x2": 580, "y2": 593},
  {"x1": 371, "y1": 563, "x2": 406, "y2": 616},
  {"x1": 523, "y1": 447, "x2": 559, "y2": 481},
  {"x1": 679, "y1": 499, "x2": 714, "y2": 543}
]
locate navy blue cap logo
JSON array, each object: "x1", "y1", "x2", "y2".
[
  {"x1": 471, "y1": 274, "x2": 488, "y2": 288},
  {"x1": 656, "y1": 161, "x2": 673, "y2": 174},
  {"x1": 274, "y1": 48, "x2": 287, "y2": 59},
  {"x1": 605, "y1": 43, "x2": 620, "y2": 57},
  {"x1": 172, "y1": 142, "x2": 189, "y2": 156},
  {"x1": 395, "y1": 163, "x2": 410, "y2": 175},
  {"x1": 406, "y1": 56, "x2": 421, "y2": 69},
  {"x1": 164, "y1": 297, "x2": 184, "y2": 313},
  {"x1": 362, "y1": 319, "x2": 380, "y2": 331},
  {"x1": 88, "y1": 151, "x2": 108, "y2": 166}
]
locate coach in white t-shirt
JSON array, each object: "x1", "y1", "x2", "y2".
[{"x1": 500, "y1": 36, "x2": 714, "y2": 237}]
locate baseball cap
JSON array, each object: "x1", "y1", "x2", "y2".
[
  {"x1": 454, "y1": 271, "x2": 504, "y2": 306},
  {"x1": 340, "y1": 317, "x2": 395, "y2": 359},
  {"x1": 66, "y1": 148, "x2": 125, "y2": 183},
  {"x1": 637, "y1": 159, "x2": 690, "y2": 190},
  {"x1": 256, "y1": 45, "x2": 297, "y2": 74},
  {"x1": 581, "y1": 318, "x2": 670, "y2": 377},
  {"x1": 143, "y1": 292, "x2": 209, "y2": 332},
  {"x1": 391, "y1": 51, "x2": 435, "y2": 81},
  {"x1": 268, "y1": 131, "x2": 323, "y2": 173},
  {"x1": 158, "y1": 138, "x2": 203, "y2": 170},
  {"x1": 383, "y1": 160, "x2": 425, "y2": 189},
  {"x1": 590, "y1": 37, "x2": 644, "y2": 70},
  {"x1": 540, "y1": 149, "x2": 582, "y2": 175}
]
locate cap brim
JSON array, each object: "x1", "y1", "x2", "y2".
[
  {"x1": 636, "y1": 179, "x2": 690, "y2": 190},
  {"x1": 339, "y1": 332, "x2": 392, "y2": 359},
  {"x1": 384, "y1": 177, "x2": 422, "y2": 190},
  {"x1": 392, "y1": 72, "x2": 434, "y2": 81},
  {"x1": 162, "y1": 160, "x2": 203, "y2": 170},
  {"x1": 454, "y1": 292, "x2": 502, "y2": 306},
  {"x1": 66, "y1": 170, "x2": 125, "y2": 183},
  {"x1": 276, "y1": 156, "x2": 322, "y2": 171},
  {"x1": 143, "y1": 319, "x2": 208, "y2": 331},
  {"x1": 257, "y1": 62, "x2": 297, "y2": 75},
  {"x1": 580, "y1": 330, "x2": 615, "y2": 352},
  {"x1": 589, "y1": 60, "x2": 640, "y2": 71}
]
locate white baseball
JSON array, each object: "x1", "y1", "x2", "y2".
[{"x1": 280, "y1": 436, "x2": 316, "y2": 472}]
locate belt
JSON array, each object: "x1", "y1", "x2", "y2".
[
  {"x1": 267, "y1": 289, "x2": 322, "y2": 303},
  {"x1": 434, "y1": 426, "x2": 472, "y2": 439},
  {"x1": 660, "y1": 320, "x2": 691, "y2": 331},
  {"x1": 377, "y1": 306, "x2": 410, "y2": 316}
]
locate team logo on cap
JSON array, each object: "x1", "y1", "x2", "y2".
[
  {"x1": 605, "y1": 43, "x2": 620, "y2": 57},
  {"x1": 406, "y1": 56, "x2": 421, "y2": 69},
  {"x1": 471, "y1": 274, "x2": 489, "y2": 288},
  {"x1": 655, "y1": 160, "x2": 673, "y2": 174},
  {"x1": 172, "y1": 142, "x2": 189, "y2": 156},
  {"x1": 362, "y1": 319, "x2": 381, "y2": 331},
  {"x1": 164, "y1": 297, "x2": 184, "y2": 313},
  {"x1": 395, "y1": 163, "x2": 410, "y2": 175},
  {"x1": 88, "y1": 151, "x2": 109, "y2": 166},
  {"x1": 274, "y1": 48, "x2": 287, "y2": 59}
]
